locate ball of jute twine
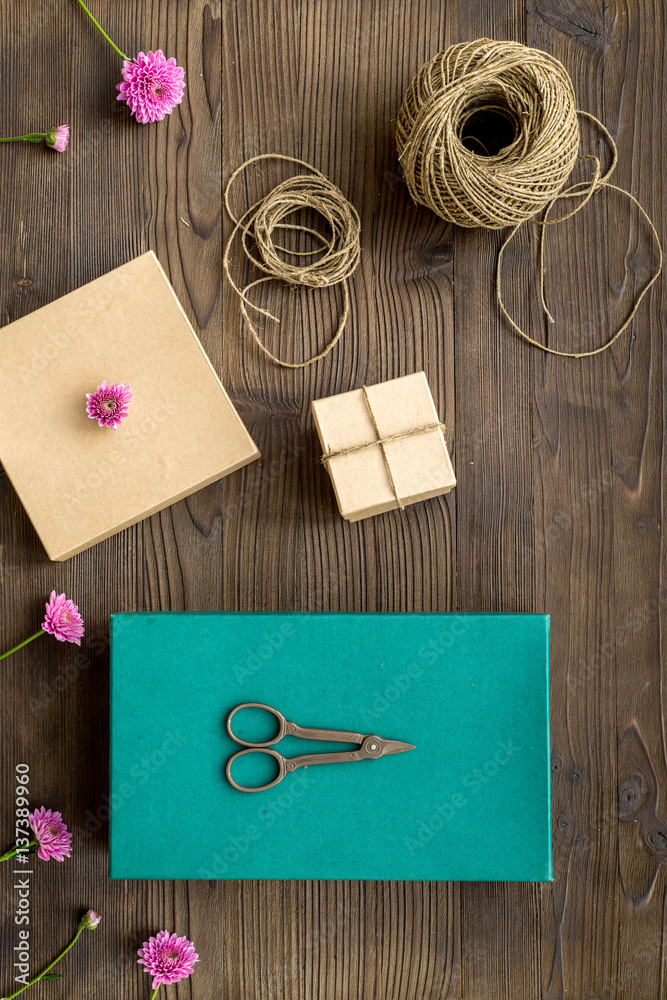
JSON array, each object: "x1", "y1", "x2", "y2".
[
  {"x1": 396, "y1": 38, "x2": 662, "y2": 358},
  {"x1": 223, "y1": 154, "x2": 361, "y2": 368}
]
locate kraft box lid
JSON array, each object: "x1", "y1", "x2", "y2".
[
  {"x1": 0, "y1": 252, "x2": 259, "y2": 560},
  {"x1": 109, "y1": 612, "x2": 552, "y2": 881}
]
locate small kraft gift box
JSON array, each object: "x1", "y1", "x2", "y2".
[
  {"x1": 312, "y1": 372, "x2": 455, "y2": 521},
  {"x1": 0, "y1": 252, "x2": 260, "y2": 560}
]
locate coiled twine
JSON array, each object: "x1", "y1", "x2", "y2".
[
  {"x1": 396, "y1": 39, "x2": 580, "y2": 229},
  {"x1": 223, "y1": 154, "x2": 361, "y2": 368},
  {"x1": 396, "y1": 38, "x2": 662, "y2": 357}
]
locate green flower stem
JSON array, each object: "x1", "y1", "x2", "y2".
[
  {"x1": 0, "y1": 135, "x2": 47, "y2": 143},
  {"x1": 0, "y1": 631, "x2": 44, "y2": 661},
  {"x1": 0, "y1": 839, "x2": 36, "y2": 863},
  {"x1": 3, "y1": 925, "x2": 84, "y2": 999},
  {"x1": 150, "y1": 990, "x2": 159, "y2": 1000},
  {"x1": 73, "y1": 0, "x2": 128, "y2": 61}
]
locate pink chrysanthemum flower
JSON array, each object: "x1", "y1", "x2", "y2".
[
  {"x1": 138, "y1": 931, "x2": 199, "y2": 989},
  {"x1": 45, "y1": 125, "x2": 70, "y2": 152},
  {"x1": 116, "y1": 50, "x2": 185, "y2": 124},
  {"x1": 86, "y1": 380, "x2": 132, "y2": 429},
  {"x1": 42, "y1": 591, "x2": 85, "y2": 645},
  {"x1": 29, "y1": 807, "x2": 73, "y2": 862}
]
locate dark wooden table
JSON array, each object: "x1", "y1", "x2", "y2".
[{"x1": 1, "y1": 1, "x2": 665, "y2": 997}]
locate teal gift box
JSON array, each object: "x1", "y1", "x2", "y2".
[{"x1": 109, "y1": 612, "x2": 552, "y2": 881}]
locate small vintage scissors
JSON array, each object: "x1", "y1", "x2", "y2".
[{"x1": 225, "y1": 702, "x2": 415, "y2": 793}]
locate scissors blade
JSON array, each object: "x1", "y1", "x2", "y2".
[{"x1": 381, "y1": 740, "x2": 415, "y2": 755}]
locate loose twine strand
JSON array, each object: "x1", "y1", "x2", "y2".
[
  {"x1": 223, "y1": 154, "x2": 361, "y2": 368},
  {"x1": 321, "y1": 385, "x2": 447, "y2": 510},
  {"x1": 396, "y1": 39, "x2": 663, "y2": 358}
]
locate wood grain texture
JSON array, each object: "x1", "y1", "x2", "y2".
[{"x1": 0, "y1": 0, "x2": 664, "y2": 997}]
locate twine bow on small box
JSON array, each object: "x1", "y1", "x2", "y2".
[{"x1": 320, "y1": 385, "x2": 447, "y2": 510}]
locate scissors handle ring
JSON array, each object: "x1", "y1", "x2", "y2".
[
  {"x1": 226, "y1": 748, "x2": 286, "y2": 793},
  {"x1": 226, "y1": 702, "x2": 287, "y2": 747}
]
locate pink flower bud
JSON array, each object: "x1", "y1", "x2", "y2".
[
  {"x1": 45, "y1": 125, "x2": 70, "y2": 152},
  {"x1": 82, "y1": 909, "x2": 102, "y2": 929}
]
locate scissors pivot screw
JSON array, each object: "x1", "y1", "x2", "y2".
[{"x1": 362, "y1": 736, "x2": 384, "y2": 758}]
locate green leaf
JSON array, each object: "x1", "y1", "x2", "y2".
[{"x1": 42, "y1": 974, "x2": 61, "y2": 981}]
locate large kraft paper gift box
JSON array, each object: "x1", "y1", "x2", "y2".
[
  {"x1": 109, "y1": 612, "x2": 552, "y2": 881},
  {"x1": 312, "y1": 372, "x2": 456, "y2": 521},
  {"x1": 0, "y1": 252, "x2": 259, "y2": 560}
]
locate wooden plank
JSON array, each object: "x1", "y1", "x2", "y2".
[
  {"x1": 0, "y1": 0, "x2": 220, "y2": 996},
  {"x1": 525, "y1": 8, "x2": 619, "y2": 997},
  {"x1": 526, "y1": 2, "x2": 666, "y2": 998},
  {"x1": 219, "y1": 1, "x2": 460, "y2": 996},
  {"x1": 445, "y1": 2, "x2": 547, "y2": 998}
]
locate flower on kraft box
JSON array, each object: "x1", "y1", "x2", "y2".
[
  {"x1": 86, "y1": 380, "x2": 132, "y2": 429},
  {"x1": 75, "y1": 0, "x2": 185, "y2": 123}
]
